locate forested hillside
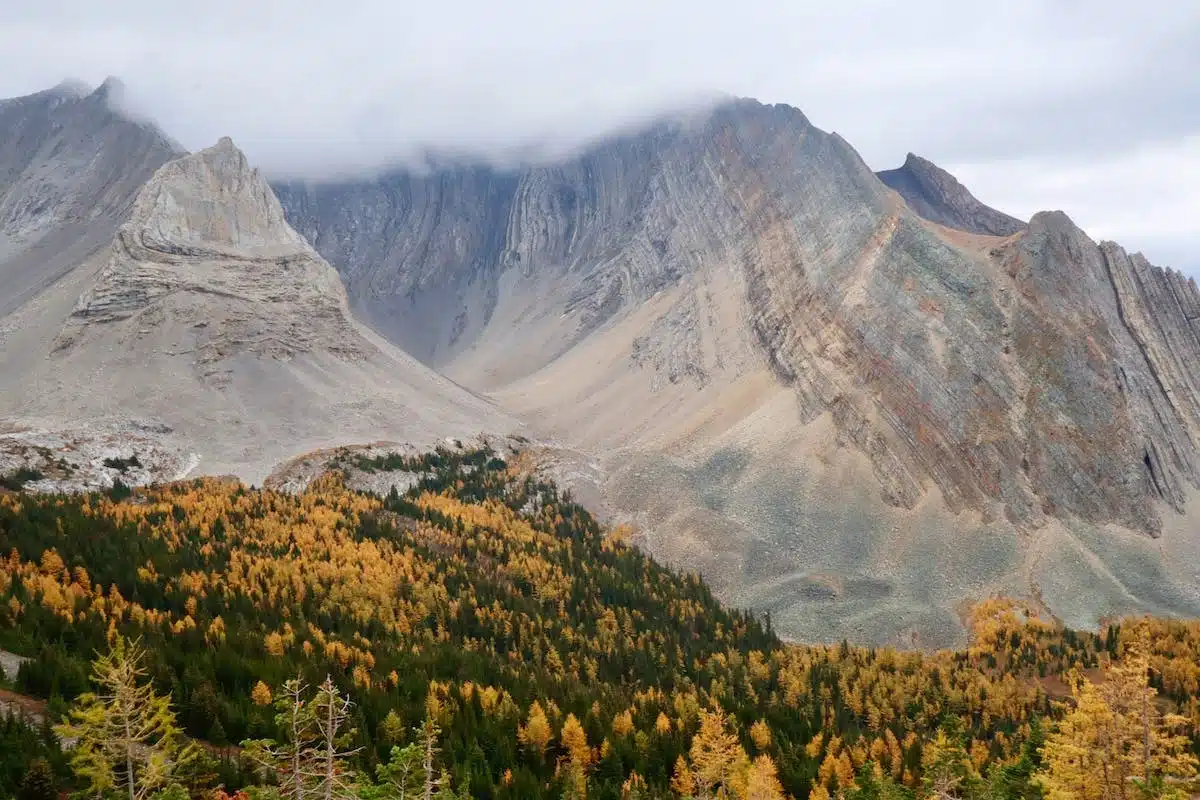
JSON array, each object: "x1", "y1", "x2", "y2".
[{"x1": 1, "y1": 448, "x2": 1198, "y2": 799}]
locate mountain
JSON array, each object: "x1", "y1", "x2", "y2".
[
  {"x1": 0, "y1": 77, "x2": 181, "y2": 318},
  {"x1": 0, "y1": 132, "x2": 520, "y2": 483},
  {"x1": 877, "y1": 152, "x2": 1026, "y2": 237},
  {"x1": 3, "y1": 77, "x2": 1198, "y2": 647},
  {"x1": 274, "y1": 99, "x2": 1200, "y2": 647}
]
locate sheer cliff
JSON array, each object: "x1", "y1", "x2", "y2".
[{"x1": 275, "y1": 99, "x2": 1200, "y2": 645}]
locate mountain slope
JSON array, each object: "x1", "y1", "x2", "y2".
[
  {"x1": 876, "y1": 152, "x2": 1026, "y2": 236},
  {"x1": 0, "y1": 78, "x2": 181, "y2": 318},
  {"x1": 5, "y1": 448, "x2": 1200, "y2": 799},
  {"x1": 0, "y1": 136, "x2": 520, "y2": 482},
  {"x1": 275, "y1": 100, "x2": 1200, "y2": 646}
]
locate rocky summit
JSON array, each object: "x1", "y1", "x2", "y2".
[
  {"x1": 57, "y1": 137, "x2": 370, "y2": 361},
  {"x1": 877, "y1": 152, "x2": 1027, "y2": 237},
  {"x1": 0, "y1": 77, "x2": 181, "y2": 317},
  {"x1": 0, "y1": 118, "x2": 519, "y2": 485},
  {"x1": 275, "y1": 99, "x2": 1200, "y2": 646}
]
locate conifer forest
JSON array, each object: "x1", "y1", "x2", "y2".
[{"x1": 2, "y1": 447, "x2": 1199, "y2": 799}]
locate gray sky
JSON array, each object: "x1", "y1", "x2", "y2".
[{"x1": 1, "y1": 0, "x2": 1197, "y2": 275}]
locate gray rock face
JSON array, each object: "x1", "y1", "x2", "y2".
[
  {"x1": 877, "y1": 153, "x2": 1026, "y2": 236},
  {"x1": 59, "y1": 137, "x2": 368, "y2": 362},
  {"x1": 274, "y1": 102, "x2": 823, "y2": 369},
  {"x1": 1, "y1": 135, "x2": 521, "y2": 484},
  {"x1": 0, "y1": 78, "x2": 181, "y2": 317},
  {"x1": 277, "y1": 165, "x2": 520, "y2": 364},
  {"x1": 276, "y1": 99, "x2": 1200, "y2": 645}
]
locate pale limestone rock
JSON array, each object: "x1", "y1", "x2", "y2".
[{"x1": 59, "y1": 137, "x2": 368, "y2": 361}]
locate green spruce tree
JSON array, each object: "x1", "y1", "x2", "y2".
[{"x1": 16, "y1": 758, "x2": 57, "y2": 800}]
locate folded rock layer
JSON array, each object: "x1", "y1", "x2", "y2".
[{"x1": 276, "y1": 99, "x2": 1200, "y2": 644}]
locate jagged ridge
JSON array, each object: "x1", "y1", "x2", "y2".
[{"x1": 877, "y1": 152, "x2": 1026, "y2": 237}]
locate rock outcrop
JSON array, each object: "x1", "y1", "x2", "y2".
[
  {"x1": 1, "y1": 135, "x2": 520, "y2": 482},
  {"x1": 58, "y1": 137, "x2": 369, "y2": 362},
  {"x1": 276, "y1": 99, "x2": 1200, "y2": 645},
  {"x1": 877, "y1": 153, "x2": 1026, "y2": 236}
]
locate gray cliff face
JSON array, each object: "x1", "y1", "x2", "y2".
[
  {"x1": 275, "y1": 99, "x2": 1200, "y2": 643},
  {"x1": 0, "y1": 78, "x2": 182, "y2": 317},
  {"x1": 274, "y1": 102, "x2": 847, "y2": 367},
  {"x1": 277, "y1": 165, "x2": 520, "y2": 364},
  {"x1": 877, "y1": 153, "x2": 1026, "y2": 237},
  {"x1": 59, "y1": 137, "x2": 368, "y2": 362}
]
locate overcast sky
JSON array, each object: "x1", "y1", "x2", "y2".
[{"x1": 1, "y1": 0, "x2": 1197, "y2": 274}]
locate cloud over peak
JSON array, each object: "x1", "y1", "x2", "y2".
[{"x1": 1, "y1": 0, "x2": 1197, "y2": 273}]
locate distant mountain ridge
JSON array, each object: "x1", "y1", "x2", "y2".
[
  {"x1": 0, "y1": 77, "x2": 181, "y2": 317},
  {"x1": 877, "y1": 152, "x2": 1026, "y2": 236}
]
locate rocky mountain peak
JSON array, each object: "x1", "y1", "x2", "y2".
[
  {"x1": 877, "y1": 152, "x2": 1026, "y2": 236},
  {"x1": 91, "y1": 76, "x2": 125, "y2": 100},
  {"x1": 127, "y1": 137, "x2": 309, "y2": 260},
  {"x1": 59, "y1": 138, "x2": 365, "y2": 361}
]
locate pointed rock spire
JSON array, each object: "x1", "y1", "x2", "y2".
[
  {"x1": 128, "y1": 136, "x2": 309, "y2": 258},
  {"x1": 877, "y1": 153, "x2": 1026, "y2": 237}
]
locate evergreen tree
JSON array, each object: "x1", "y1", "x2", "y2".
[
  {"x1": 838, "y1": 763, "x2": 911, "y2": 800},
  {"x1": 16, "y1": 758, "x2": 57, "y2": 800},
  {"x1": 983, "y1": 721, "x2": 1042, "y2": 800},
  {"x1": 919, "y1": 722, "x2": 979, "y2": 800},
  {"x1": 368, "y1": 744, "x2": 422, "y2": 800},
  {"x1": 55, "y1": 637, "x2": 195, "y2": 800}
]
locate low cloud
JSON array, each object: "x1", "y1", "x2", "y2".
[{"x1": 0, "y1": 0, "x2": 1196, "y2": 272}]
